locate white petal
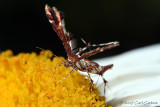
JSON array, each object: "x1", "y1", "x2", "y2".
[{"x1": 94, "y1": 44, "x2": 160, "y2": 107}]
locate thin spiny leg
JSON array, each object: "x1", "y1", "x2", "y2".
[
  {"x1": 42, "y1": 62, "x2": 64, "y2": 72},
  {"x1": 102, "y1": 77, "x2": 111, "y2": 93},
  {"x1": 86, "y1": 71, "x2": 94, "y2": 95},
  {"x1": 52, "y1": 62, "x2": 64, "y2": 75},
  {"x1": 97, "y1": 77, "x2": 111, "y2": 95},
  {"x1": 81, "y1": 38, "x2": 91, "y2": 51},
  {"x1": 95, "y1": 75, "x2": 100, "y2": 86},
  {"x1": 53, "y1": 62, "x2": 64, "y2": 70},
  {"x1": 56, "y1": 68, "x2": 75, "y2": 86},
  {"x1": 96, "y1": 64, "x2": 113, "y2": 94},
  {"x1": 102, "y1": 77, "x2": 107, "y2": 94}
]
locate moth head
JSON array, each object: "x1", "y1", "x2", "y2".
[{"x1": 64, "y1": 61, "x2": 72, "y2": 68}]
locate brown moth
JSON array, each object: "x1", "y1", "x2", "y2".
[{"x1": 45, "y1": 4, "x2": 119, "y2": 92}]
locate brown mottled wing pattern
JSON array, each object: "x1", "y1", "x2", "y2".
[
  {"x1": 45, "y1": 5, "x2": 119, "y2": 59},
  {"x1": 80, "y1": 41, "x2": 119, "y2": 60},
  {"x1": 45, "y1": 5, "x2": 73, "y2": 57}
]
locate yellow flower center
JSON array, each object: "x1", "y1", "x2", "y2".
[{"x1": 0, "y1": 50, "x2": 105, "y2": 107}]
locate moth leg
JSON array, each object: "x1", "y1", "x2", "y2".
[
  {"x1": 41, "y1": 62, "x2": 64, "y2": 74},
  {"x1": 86, "y1": 71, "x2": 94, "y2": 95},
  {"x1": 81, "y1": 38, "x2": 92, "y2": 51},
  {"x1": 52, "y1": 62, "x2": 65, "y2": 75},
  {"x1": 98, "y1": 64, "x2": 113, "y2": 94},
  {"x1": 102, "y1": 77, "x2": 108, "y2": 94},
  {"x1": 95, "y1": 75, "x2": 100, "y2": 86},
  {"x1": 56, "y1": 68, "x2": 75, "y2": 86}
]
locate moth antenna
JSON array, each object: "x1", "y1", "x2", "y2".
[{"x1": 36, "y1": 47, "x2": 66, "y2": 63}]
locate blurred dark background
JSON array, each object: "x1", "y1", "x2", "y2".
[{"x1": 0, "y1": 0, "x2": 160, "y2": 59}]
